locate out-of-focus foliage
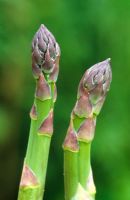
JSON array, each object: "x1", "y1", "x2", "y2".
[{"x1": 0, "y1": 0, "x2": 130, "y2": 199}]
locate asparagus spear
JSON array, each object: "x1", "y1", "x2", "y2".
[
  {"x1": 18, "y1": 24, "x2": 60, "y2": 200},
  {"x1": 63, "y1": 59, "x2": 112, "y2": 200}
]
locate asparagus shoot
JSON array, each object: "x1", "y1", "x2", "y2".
[
  {"x1": 63, "y1": 59, "x2": 112, "y2": 200},
  {"x1": 18, "y1": 24, "x2": 60, "y2": 200}
]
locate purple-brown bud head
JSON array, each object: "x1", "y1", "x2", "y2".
[
  {"x1": 32, "y1": 24, "x2": 60, "y2": 80},
  {"x1": 78, "y1": 59, "x2": 112, "y2": 115},
  {"x1": 83, "y1": 59, "x2": 111, "y2": 101}
]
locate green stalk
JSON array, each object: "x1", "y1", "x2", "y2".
[
  {"x1": 64, "y1": 151, "x2": 79, "y2": 200},
  {"x1": 18, "y1": 98, "x2": 52, "y2": 200},
  {"x1": 78, "y1": 142, "x2": 91, "y2": 188},
  {"x1": 18, "y1": 24, "x2": 60, "y2": 200},
  {"x1": 63, "y1": 59, "x2": 112, "y2": 200},
  {"x1": 63, "y1": 119, "x2": 79, "y2": 200}
]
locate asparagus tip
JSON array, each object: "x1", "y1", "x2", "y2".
[
  {"x1": 77, "y1": 59, "x2": 112, "y2": 116},
  {"x1": 32, "y1": 24, "x2": 60, "y2": 79},
  {"x1": 84, "y1": 58, "x2": 112, "y2": 92},
  {"x1": 107, "y1": 57, "x2": 111, "y2": 62}
]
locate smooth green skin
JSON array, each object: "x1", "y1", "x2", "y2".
[
  {"x1": 18, "y1": 187, "x2": 41, "y2": 200},
  {"x1": 78, "y1": 142, "x2": 91, "y2": 189},
  {"x1": 64, "y1": 150, "x2": 79, "y2": 200},
  {"x1": 18, "y1": 83, "x2": 55, "y2": 200}
]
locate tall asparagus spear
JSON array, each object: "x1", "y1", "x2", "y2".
[
  {"x1": 63, "y1": 59, "x2": 112, "y2": 200},
  {"x1": 18, "y1": 24, "x2": 60, "y2": 200}
]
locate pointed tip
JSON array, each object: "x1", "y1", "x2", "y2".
[
  {"x1": 106, "y1": 57, "x2": 111, "y2": 62},
  {"x1": 38, "y1": 24, "x2": 44, "y2": 31},
  {"x1": 39, "y1": 24, "x2": 48, "y2": 33},
  {"x1": 40, "y1": 24, "x2": 44, "y2": 28},
  {"x1": 98, "y1": 58, "x2": 111, "y2": 64}
]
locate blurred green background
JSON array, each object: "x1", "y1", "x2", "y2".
[{"x1": 0, "y1": 0, "x2": 130, "y2": 199}]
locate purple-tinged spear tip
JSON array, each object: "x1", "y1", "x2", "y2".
[
  {"x1": 82, "y1": 58, "x2": 112, "y2": 96},
  {"x1": 77, "y1": 59, "x2": 112, "y2": 116},
  {"x1": 32, "y1": 24, "x2": 60, "y2": 80}
]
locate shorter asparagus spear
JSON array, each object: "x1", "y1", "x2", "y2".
[
  {"x1": 63, "y1": 59, "x2": 112, "y2": 200},
  {"x1": 18, "y1": 24, "x2": 60, "y2": 200}
]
